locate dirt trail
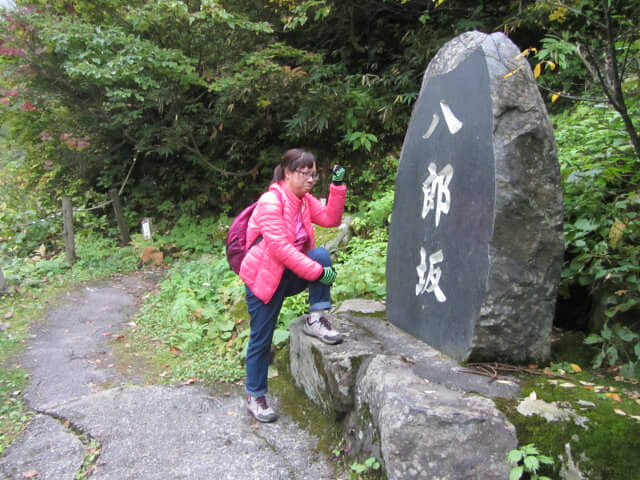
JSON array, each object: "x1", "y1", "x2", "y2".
[{"x1": 0, "y1": 272, "x2": 337, "y2": 480}]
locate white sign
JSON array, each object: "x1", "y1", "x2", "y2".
[{"x1": 141, "y1": 218, "x2": 152, "y2": 240}]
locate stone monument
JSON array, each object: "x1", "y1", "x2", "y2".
[{"x1": 386, "y1": 31, "x2": 564, "y2": 363}]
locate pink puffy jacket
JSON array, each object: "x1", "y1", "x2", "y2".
[{"x1": 239, "y1": 180, "x2": 347, "y2": 304}]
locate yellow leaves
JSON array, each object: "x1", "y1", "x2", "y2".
[
  {"x1": 518, "y1": 47, "x2": 538, "y2": 58},
  {"x1": 533, "y1": 60, "x2": 557, "y2": 79},
  {"x1": 533, "y1": 63, "x2": 542, "y2": 78},
  {"x1": 257, "y1": 97, "x2": 271, "y2": 108},
  {"x1": 549, "y1": 7, "x2": 568, "y2": 23},
  {"x1": 551, "y1": 92, "x2": 562, "y2": 103},
  {"x1": 605, "y1": 392, "x2": 623, "y2": 403},
  {"x1": 282, "y1": 65, "x2": 306, "y2": 78},
  {"x1": 570, "y1": 363, "x2": 583, "y2": 373},
  {"x1": 504, "y1": 65, "x2": 525, "y2": 79},
  {"x1": 609, "y1": 220, "x2": 627, "y2": 248}
]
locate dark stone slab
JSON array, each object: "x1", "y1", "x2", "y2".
[{"x1": 387, "y1": 31, "x2": 564, "y2": 363}]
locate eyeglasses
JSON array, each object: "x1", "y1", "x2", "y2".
[{"x1": 295, "y1": 169, "x2": 318, "y2": 181}]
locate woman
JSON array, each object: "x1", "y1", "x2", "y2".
[{"x1": 239, "y1": 148, "x2": 347, "y2": 423}]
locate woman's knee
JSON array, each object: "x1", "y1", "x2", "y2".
[{"x1": 307, "y1": 247, "x2": 331, "y2": 266}]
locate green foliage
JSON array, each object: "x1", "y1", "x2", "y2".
[
  {"x1": 529, "y1": 0, "x2": 640, "y2": 161},
  {"x1": 72, "y1": 231, "x2": 138, "y2": 279},
  {"x1": 555, "y1": 100, "x2": 640, "y2": 331},
  {"x1": 333, "y1": 232, "x2": 387, "y2": 301},
  {"x1": 507, "y1": 444, "x2": 554, "y2": 480},
  {"x1": 0, "y1": 368, "x2": 32, "y2": 455},
  {"x1": 2, "y1": 0, "x2": 542, "y2": 222},
  {"x1": 158, "y1": 215, "x2": 219, "y2": 257},
  {"x1": 135, "y1": 252, "x2": 247, "y2": 382},
  {"x1": 343, "y1": 131, "x2": 378, "y2": 152},
  {"x1": 350, "y1": 456, "x2": 381, "y2": 480},
  {"x1": 585, "y1": 322, "x2": 640, "y2": 378}
]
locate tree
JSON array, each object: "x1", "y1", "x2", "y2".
[{"x1": 533, "y1": 0, "x2": 640, "y2": 162}]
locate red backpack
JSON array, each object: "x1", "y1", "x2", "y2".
[{"x1": 225, "y1": 189, "x2": 283, "y2": 274}]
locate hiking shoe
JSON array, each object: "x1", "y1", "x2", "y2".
[
  {"x1": 247, "y1": 395, "x2": 278, "y2": 423},
  {"x1": 303, "y1": 316, "x2": 343, "y2": 345}
]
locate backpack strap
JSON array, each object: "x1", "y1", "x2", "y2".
[{"x1": 251, "y1": 187, "x2": 284, "y2": 248}]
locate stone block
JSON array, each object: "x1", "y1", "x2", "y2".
[
  {"x1": 289, "y1": 315, "x2": 383, "y2": 417},
  {"x1": 347, "y1": 355, "x2": 517, "y2": 480},
  {"x1": 386, "y1": 31, "x2": 564, "y2": 363},
  {"x1": 289, "y1": 306, "x2": 519, "y2": 479}
]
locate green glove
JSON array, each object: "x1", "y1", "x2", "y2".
[
  {"x1": 318, "y1": 266, "x2": 337, "y2": 285},
  {"x1": 331, "y1": 165, "x2": 346, "y2": 185}
]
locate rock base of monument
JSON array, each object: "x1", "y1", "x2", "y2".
[{"x1": 289, "y1": 300, "x2": 519, "y2": 480}]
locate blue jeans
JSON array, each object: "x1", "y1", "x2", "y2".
[{"x1": 245, "y1": 247, "x2": 332, "y2": 397}]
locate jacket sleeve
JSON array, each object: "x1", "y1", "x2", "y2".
[
  {"x1": 307, "y1": 183, "x2": 346, "y2": 227},
  {"x1": 253, "y1": 191, "x2": 323, "y2": 281}
]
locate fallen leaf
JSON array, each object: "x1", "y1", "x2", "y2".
[
  {"x1": 631, "y1": 416, "x2": 640, "y2": 422},
  {"x1": 227, "y1": 411, "x2": 236, "y2": 416},
  {"x1": 570, "y1": 363, "x2": 583, "y2": 372},
  {"x1": 21, "y1": 471, "x2": 39, "y2": 479},
  {"x1": 223, "y1": 392, "x2": 231, "y2": 397},
  {"x1": 579, "y1": 381, "x2": 595, "y2": 387},
  {"x1": 559, "y1": 382, "x2": 576, "y2": 388},
  {"x1": 251, "y1": 423, "x2": 259, "y2": 429},
  {"x1": 528, "y1": 364, "x2": 538, "y2": 369},
  {"x1": 614, "y1": 409, "x2": 627, "y2": 416},
  {"x1": 169, "y1": 346, "x2": 182, "y2": 355},
  {"x1": 604, "y1": 393, "x2": 622, "y2": 402},
  {"x1": 183, "y1": 378, "x2": 198, "y2": 385},
  {"x1": 3, "y1": 311, "x2": 13, "y2": 320}
]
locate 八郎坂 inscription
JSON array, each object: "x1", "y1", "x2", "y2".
[{"x1": 386, "y1": 47, "x2": 494, "y2": 358}]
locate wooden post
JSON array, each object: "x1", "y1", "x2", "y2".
[
  {"x1": 62, "y1": 197, "x2": 75, "y2": 264},
  {"x1": 110, "y1": 189, "x2": 131, "y2": 245},
  {"x1": 0, "y1": 266, "x2": 7, "y2": 294}
]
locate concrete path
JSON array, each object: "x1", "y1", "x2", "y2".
[{"x1": 0, "y1": 272, "x2": 338, "y2": 480}]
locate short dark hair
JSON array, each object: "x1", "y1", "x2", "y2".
[{"x1": 272, "y1": 148, "x2": 316, "y2": 182}]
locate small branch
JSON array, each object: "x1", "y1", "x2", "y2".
[
  {"x1": 186, "y1": 132, "x2": 250, "y2": 177},
  {"x1": 461, "y1": 362, "x2": 575, "y2": 381},
  {"x1": 537, "y1": 83, "x2": 607, "y2": 103}
]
